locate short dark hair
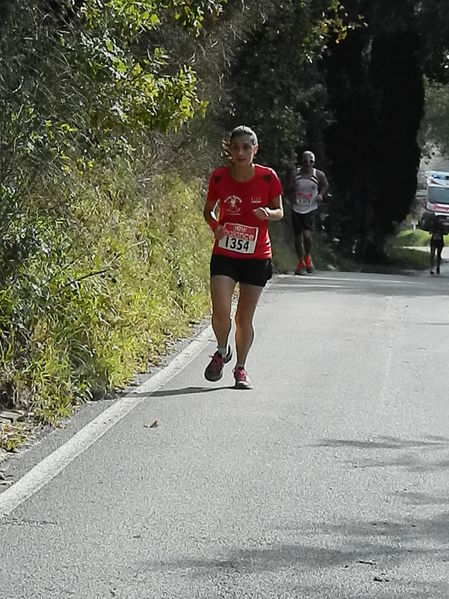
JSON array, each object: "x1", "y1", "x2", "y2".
[{"x1": 230, "y1": 125, "x2": 258, "y2": 146}]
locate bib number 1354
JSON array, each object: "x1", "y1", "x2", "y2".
[{"x1": 218, "y1": 223, "x2": 258, "y2": 254}]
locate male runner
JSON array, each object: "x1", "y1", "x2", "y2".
[{"x1": 289, "y1": 151, "x2": 329, "y2": 274}]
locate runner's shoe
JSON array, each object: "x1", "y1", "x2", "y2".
[
  {"x1": 204, "y1": 347, "x2": 232, "y2": 382},
  {"x1": 233, "y1": 366, "x2": 252, "y2": 390},
  {"x1": 295, "y1": 260, "x2": 306, "y2": 275},
  {"x1": 305, "y1": 255, "x2": 314, "y2": 274}
]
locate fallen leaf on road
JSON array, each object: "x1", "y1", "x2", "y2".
[{"x1": 144, "y1": 420, "x2": 159, "y2": 428}]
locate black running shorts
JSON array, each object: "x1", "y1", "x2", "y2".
[
  {"x1": 292, "y1": 209, "x2": 316, "y2": 234},
  {"x1": 210, "y1": 254, "x2": 273, "y2": 287},
  {"x1": 430, "y1": 240, "x2": 444, "y2": 250}
]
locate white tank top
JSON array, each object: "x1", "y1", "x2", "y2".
[{"x1": 292, "y1": 168, "x2": 319, "y2": 215}]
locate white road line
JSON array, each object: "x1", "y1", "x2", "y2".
[{"x1": 0, "y1": 325, "x2": 214, "y2": 519}]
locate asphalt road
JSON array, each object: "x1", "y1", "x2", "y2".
[{"x1": 1, "y1": 268, "x2": 449, "y2": 599}]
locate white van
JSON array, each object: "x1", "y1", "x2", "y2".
[{"x1": 419, "y1": 171, "x2": 449, "y2": 232}]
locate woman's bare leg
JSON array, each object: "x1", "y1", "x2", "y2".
[
  {"x1": 210, "y1": 275, "x2": 235, "y2": 349},
  {"x1": 234, "y1": 283, "x2": 264, "y2": 367}
]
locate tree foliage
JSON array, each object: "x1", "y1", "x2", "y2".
[
  {"x1": 420, "y1": 81, "x2": 449, "y2": 157},
  {"x1": 220, "y1": 0, "x2": 341, "y2": 181},
  {"x1": 417, "y1": 0, "x2": 449, "y2": 82},
  {"x1": 322, "y1": 0, "x2": 449, "y2": 259},
  {"x1": 0, "y1": 0, "x2": 230, "y2": 284}
]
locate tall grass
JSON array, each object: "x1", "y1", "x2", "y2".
[{"x1": 0, "y1": 159, "x2": 211, "y2": 433}]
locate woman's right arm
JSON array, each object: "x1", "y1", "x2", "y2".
[{"x1": 203, "y1": 198, "x2": 225, "y2": 240}]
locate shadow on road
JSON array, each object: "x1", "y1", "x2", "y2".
[
  {"x1": 129, "y1": 385, "x2": 233, "y2": 398},
  {"x1": 135, "y1": 433, "x2": 449, "y2": 598},
  {"x1": 314, "y1": 435, "x2": 449, "y2": 475},
  {"x1": 315, "y1": 435, "x2": 449, "y2": 451},
  {"x1": 137, "y1": 524, "x2": 448, "y2": 598}
]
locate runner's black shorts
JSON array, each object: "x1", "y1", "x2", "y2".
[
  {"x1": 292, "y1": 209, "x2": 316, "y2": 234},
  {"x1": 430, "y1": 240, "x2": 444, "y2": 250},
  {"x1": 210, "y1": 254, "x2": 273, "y2": 287}
]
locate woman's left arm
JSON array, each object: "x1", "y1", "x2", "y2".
[{"x1": 266, "y1": 194, "x2": 284, "y2": 221}]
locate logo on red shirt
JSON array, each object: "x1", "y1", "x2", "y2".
[{"x1": 224, "y1": 195, "x2": 242, "y2": 214}]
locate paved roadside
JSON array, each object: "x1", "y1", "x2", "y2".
[{"x1": 1, "y1": 270, "x2": 449, "y2": 598}]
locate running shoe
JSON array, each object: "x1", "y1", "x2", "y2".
[
  {"x1": 233, "y1": 366, "x2": 252, "y2": 390},
  {"x1": 295, "y1": 260, "x2": 306, "y2": 275},
  {"x1": 305, "y1": 255, "x2": 314, "y2": 274},
  {"x1": 204, "y1": 347, "x2": 232, "y2": 382}
]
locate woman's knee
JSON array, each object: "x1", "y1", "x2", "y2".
[
  {"x1": 234, "y1": 308, "x2": 255, "y2": 331},
  {"x1": 212, "y1": 304, "x2": 231, "y2": 324},
  {"x1": 211, "y1": 277, "x2": 234, "y2": 314}
]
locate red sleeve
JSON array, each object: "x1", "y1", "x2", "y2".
[
  {"x1": 207, "y1": 168, "x2": 223, "y2": 203},
  {"x1": 269, "y1": 169, "x2": 283, "y2": 199}
]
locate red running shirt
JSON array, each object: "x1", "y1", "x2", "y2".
[{"x1": 207, "y1": 164, "x2": 282, "y2": 259}]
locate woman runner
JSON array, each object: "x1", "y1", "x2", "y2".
[{"x1": 203, "y1": 125, "x2": 283, "y2": 389}]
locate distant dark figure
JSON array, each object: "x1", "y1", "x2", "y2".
[{"x1": 430, "y1": 216, "x2": 444, "y2": 275}]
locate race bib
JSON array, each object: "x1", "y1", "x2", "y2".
[
  {"x1": 295, "y1": 192, "x2": 313, "y2": 206},
  {"x1": 218, "y1": 222, "x2": 259, "y2": 254}
]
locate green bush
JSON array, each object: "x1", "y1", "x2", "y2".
[
  {"x1": 386, "y1": 247, "x2": 431, "y2": 270},
  {"x1": 396, "y1": 229, "x2": 431, "y2": 247},
  {"x1": 0, "y1": 162, "x2": 211, "y2": 426}
]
